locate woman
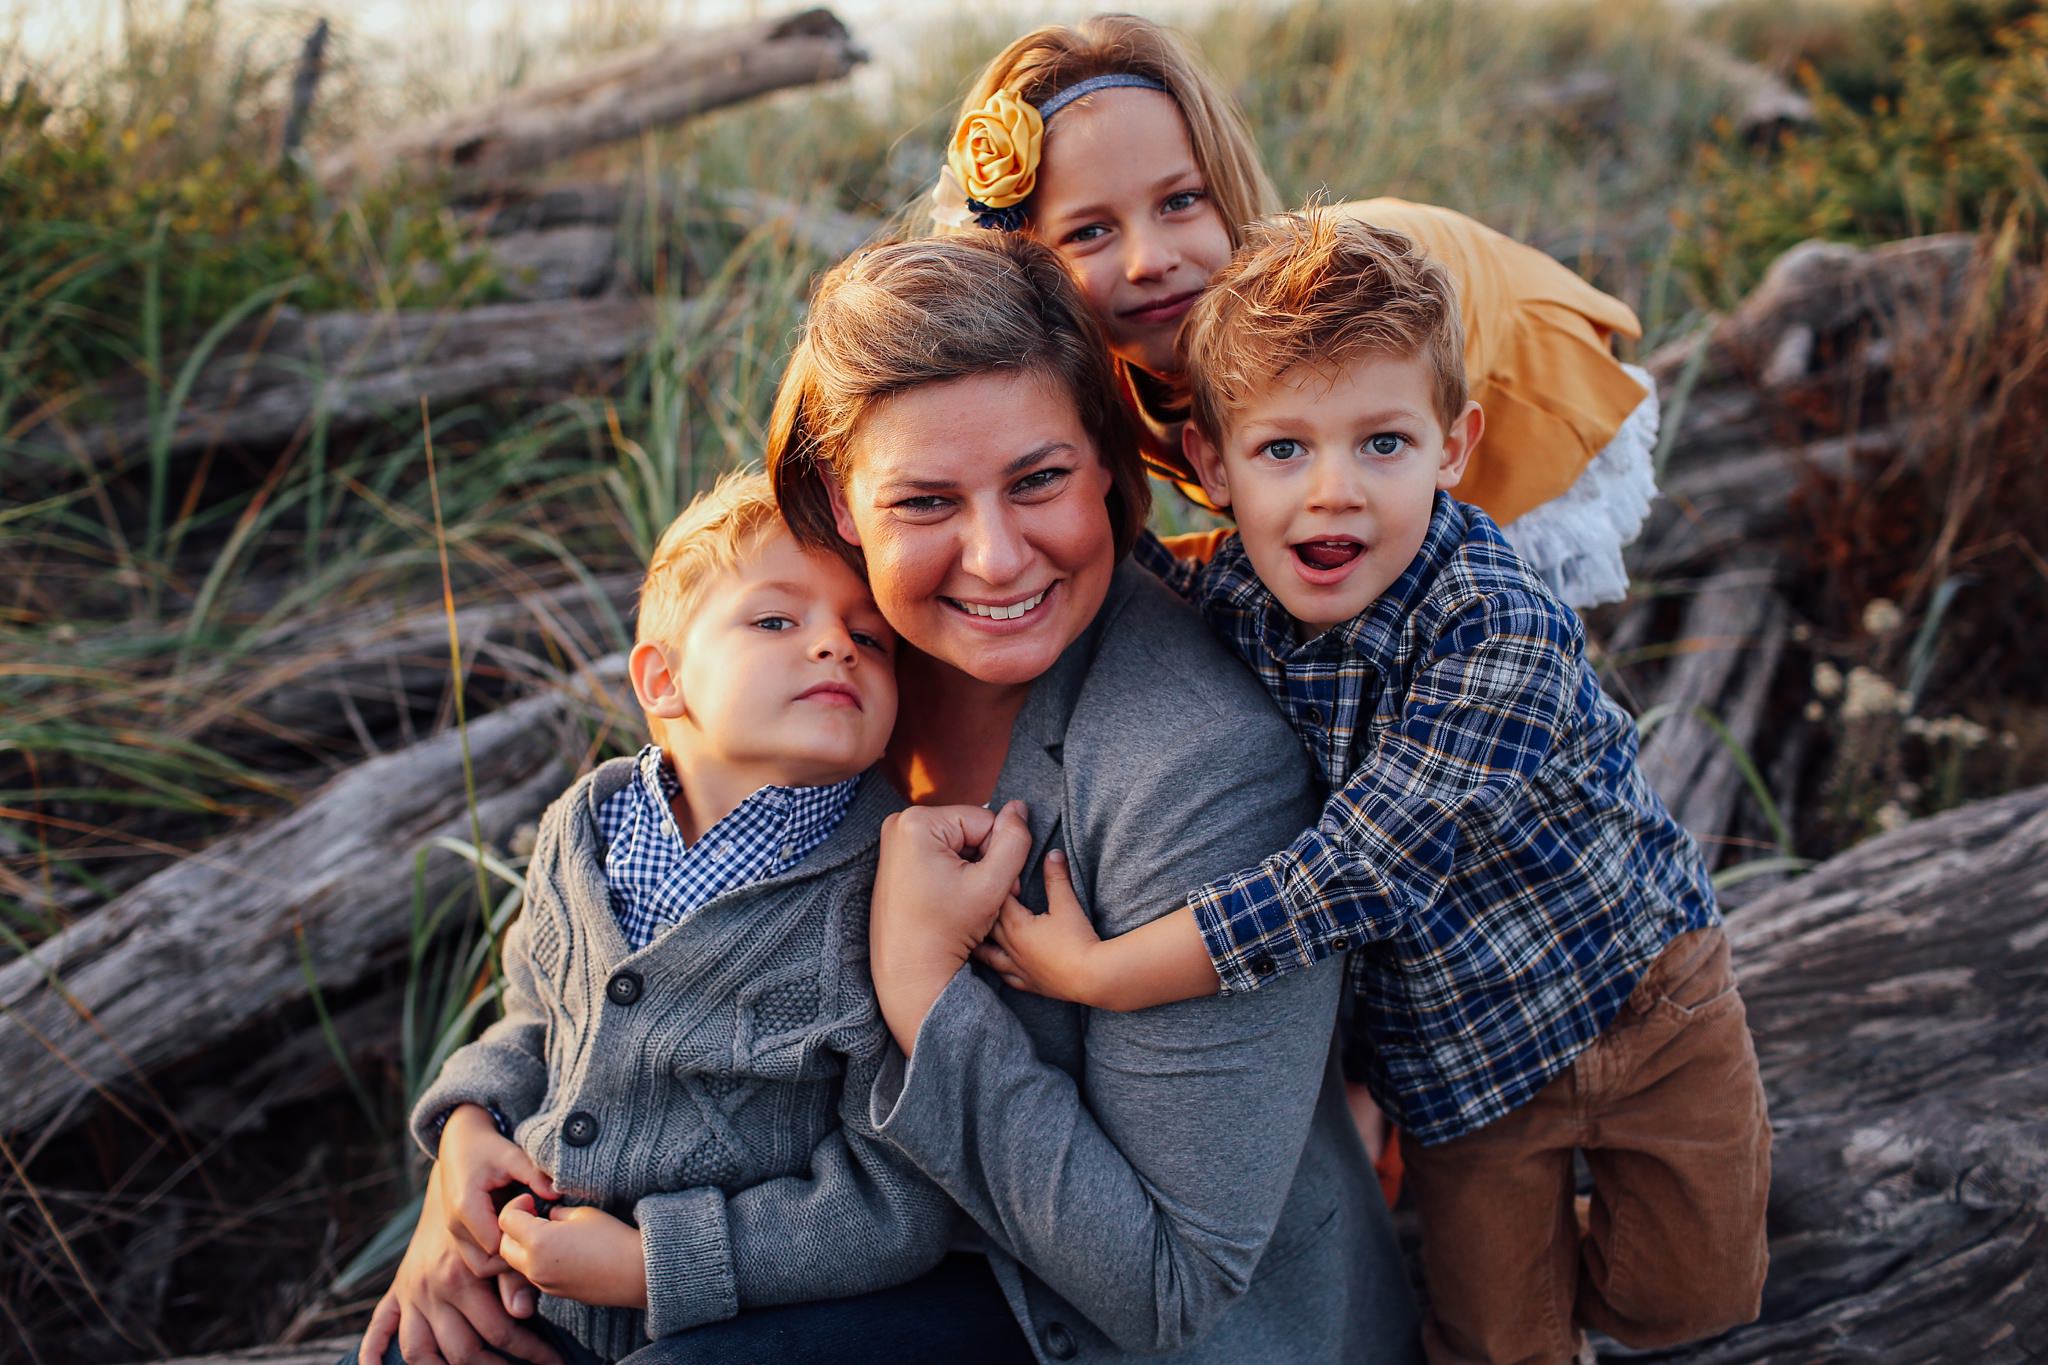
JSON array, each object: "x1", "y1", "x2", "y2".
[{"x1": 669, "y1": 232, "x2": 1420, "y2": 1360}]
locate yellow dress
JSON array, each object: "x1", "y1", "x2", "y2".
[{"x1": 1131, "y1": 198, "x2": 1658, "y2": 605}]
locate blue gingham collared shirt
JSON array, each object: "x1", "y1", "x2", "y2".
[
  {"x1": 1135, "y1": 494, "x2": 1716, "y2": 1143},
  {"x1": 595, "y1": 745, "x2": 861, "y2": 952}
]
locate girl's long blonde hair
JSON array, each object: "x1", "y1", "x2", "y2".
[{"x1": 954, "y1": 14, "x2": 1280, "y2": 248}]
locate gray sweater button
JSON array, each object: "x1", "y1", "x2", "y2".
[
  {"x1": 1043, "y1": 1322, "x2": 1077, "y2": 1360},
  {"x1": 562, "y1": 1110, "x2": 599, "y2": 1147},
  {"x1": 607, "y1": 970, "x2": 643, "y2": 1006}
]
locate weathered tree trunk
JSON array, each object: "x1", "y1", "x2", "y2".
[
  {"x1": 1633, "y1": 556, "x2": 1792, "y2": 864},
  {"x1": 18, "y1": 297, "x2": 690, "y2": 468},
  {"x1": 1640, "y1": 784, "x2": 2048, "y2": 1361},
  {"x1": 316, "y1": 9, "x2": 865, "y2": 192},
  {"x1": 0, "y1": 657, "x2": 628, "y2": 1140}
]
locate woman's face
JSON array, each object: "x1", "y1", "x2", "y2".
[
  {"x1": 830, "y1": 369, "x2": 1117, "y2": 689},
  {"x1": 1028, "y1": 87, "x2": 1233, "y2": 382}
]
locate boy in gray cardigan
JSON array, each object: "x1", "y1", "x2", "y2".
[{"x1": 372, "y1": 472, "x2": 953, "y2": 1362}]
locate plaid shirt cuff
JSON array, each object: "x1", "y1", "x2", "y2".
[{"x1": 1189, "y1": 863, "x2": 1329, "y2": 995}]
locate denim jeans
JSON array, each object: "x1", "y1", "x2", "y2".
[
  {"x1": 619, "y1": 1253, "x2": 1035, "y2": 1365},
  {"x1": 343, "y1": 1254, "x2": 1033, "y2": 1365}
]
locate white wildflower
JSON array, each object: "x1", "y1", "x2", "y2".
[
  {"x1": 1874, "y1": 801, "x2": 1911, "y2": 832},
  {"x1": 1812, "y1": 661, "x2": 1844, "y2": 699},
  {"x1": 1841, "y1": 666, "x2": 1906, "y2": 720},
  {"x1": 1862, "y1": 597, "x2": 1905, "y2": 636},
  {"x1": 510, "y1": 822, "x2": 540, "y2": 859},
  {"x1": 1803, "y1": 701, "x2": 1825, "y2": 722}
]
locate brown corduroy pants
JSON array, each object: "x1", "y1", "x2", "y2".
[{"x1": 1401, "y1": 926, "x2": 1771, "y2": 1365}]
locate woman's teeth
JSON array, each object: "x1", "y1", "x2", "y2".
[{"x1": 954, "y1": 588, "x2": 1048, "y2": 620}]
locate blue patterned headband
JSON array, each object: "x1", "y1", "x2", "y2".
[{"x1": 1036, "y1": 72, "x2": 1170, "y2": 123}]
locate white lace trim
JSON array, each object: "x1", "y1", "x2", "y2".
[{"x1": 1500, "y1": 364, "x2": 1661, "y2": 609}]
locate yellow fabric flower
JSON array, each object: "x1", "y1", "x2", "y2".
[{"x1": 947, "y1": 90, "x2": 1044, "y2": 209}]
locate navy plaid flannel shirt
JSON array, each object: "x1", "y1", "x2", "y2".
[
  {"x1": 596, "y1": 745, "x2": 860, "y2": 951},
  {"x1": 1136, "y1": 494, "x2": 1716, "y2": 1143}
]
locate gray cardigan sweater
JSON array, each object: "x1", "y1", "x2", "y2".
[
  {"x1": 410, "y1": 762, "x2": 953, "y2": 1361},
  {"x1": 873, "y1": 563, "x2": 1423, "y2": 1363}
]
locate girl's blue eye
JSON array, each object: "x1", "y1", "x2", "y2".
[
  {"x1": 1367, "y1": 434, "x2": 1409, "y2": 457},
  {"x1": 1163, "y1": 189, "x2": 1203, "y2": 213},
  {"x1": 1261, "y1": 439, "x2": 1305, "y2": 462},
  {"x1": 1065, "y1": 223, "x2": 1108, "y2": 245}
]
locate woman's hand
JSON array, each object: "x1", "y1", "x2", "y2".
[
  {"x1": 870, "y1": 800, "x2": 1032, "y2": 1054},
  {"x1": 498, "y1": 1195, "x2": 648, "y2": 1310},
  {"x1": 436, "y1": 1104, "x2": 560, "y2": 1275},
  {"x1": 977, "y1": 850, "x2": 1110, "y2": 1005},
  {"x1": 358, "y1": 1164, "x2": 561, "y2": 1365}
]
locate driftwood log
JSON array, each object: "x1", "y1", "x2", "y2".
[
  {"x1": 0, "y1": 656, "x2": 629, "y2": 1142},
  {"x1": 1644, "y1": 782, "x2": 2048, "y2": 1361},
  {"x1": 177, "y1": 573, "x2": 639, "y2": 765},
  {"x1": 316, "y1": 9, "x2": 865, "y2": 192},
  {"x1": 1632, "y1": 556, "x2": 1792, "y2": 867},
  {"x1": 19, "y1": 296, "x2": 691, "y2": 469}
]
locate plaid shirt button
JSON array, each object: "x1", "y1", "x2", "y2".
[{"x1": 1251, "y1": 954, "x2": 1277, "y2": 976}]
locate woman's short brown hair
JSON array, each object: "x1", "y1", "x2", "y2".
[{"x1": 769, "y1": 232, "x2": 1151, "y2": 570}]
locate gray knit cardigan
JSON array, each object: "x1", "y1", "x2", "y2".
[{"x1": 409, "y1": 760, "x2": 953, "y2": 1360}]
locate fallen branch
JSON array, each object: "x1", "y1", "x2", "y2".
[
  {"x1": 0, "y1": 656, "x2": 630, "y2": 1140},
  {"x1": 316, "y1": 9, "x2": 866, "y2": 192}
]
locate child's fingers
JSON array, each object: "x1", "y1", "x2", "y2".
[{"x1": 1042, "y1": 849, "x2": 1087, "y2": 918}]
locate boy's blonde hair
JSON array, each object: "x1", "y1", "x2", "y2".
[
  {"x1": 768, "y1": 232, "x2": 1150, "y2": 569},
  {"x1": 957, "y1": 14, "x2": 1279, "y2": 249},
  {"x1": 1181, "y1": 210, "x2": 1469, "y2": 442},
  {"x1": 636, "y1": 469, "x2": 785, "y2": 649}
]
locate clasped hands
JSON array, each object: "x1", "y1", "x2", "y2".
[
  {"x1": 359, "y1": 1105, "x2": 644, "y2": 1365},
  {"x1": 870, "y1": 799, "x2": 1112, "y2": 1054}
]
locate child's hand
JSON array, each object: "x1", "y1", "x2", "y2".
[
  {"x1": 437, "y1": 1104, "x2": 560, "y2": 1275},
  {"x1": 978, "y1": 850, "x2": 1108, "y2": 1006},
  {"x1": 497, "y1": 1194, "x2": 648, "y2": 1310}
]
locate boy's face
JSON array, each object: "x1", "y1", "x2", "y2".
[
  {"x1": 1185, "y1": 351, "x2": 1482, "y2": 636},
  {"x1": 634, "y1": 529, "x2": 898, "y2": 793}
]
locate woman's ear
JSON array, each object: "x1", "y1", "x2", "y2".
[
  {"x1": 629, "y1": 641, "x2": 687, "y2": 719},
  {"x1": 1436, "y1": 401, "x2": 1484, "y2": 489},
  {"x1": 1182, "y1": 425, "x2": 1233, "y2": 511},
  {"x1": 824, "y1": 477, "x2": 863, "y2": 547}
]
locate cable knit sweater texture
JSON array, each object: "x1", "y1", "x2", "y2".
[{"x1": 409, "y1": 759, "x2": 952, "y2": 1360}]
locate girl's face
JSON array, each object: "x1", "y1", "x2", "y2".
[
  {"x1": 1028, "y1": 88, "x2": 1233, "y2": 382},
  {"x1": 829, "y1": 369, "x2": 1117, "y2": 689}
]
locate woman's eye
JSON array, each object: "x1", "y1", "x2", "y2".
[
  {"x1": 895, "y1": 495, "x2": 949, "y2": 514},
  {"x1": 1260, "y1": 439, "x2": 1305, "y2": 462},
  {"x1": 1014, "y1": 467, "x2": 1068, "y2": 495},
  {"x1": 1367, "y1": 433, "x2": 1409, "y2": 457}
]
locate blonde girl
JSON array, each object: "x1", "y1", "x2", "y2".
[{"x1": 930, "y1": 13, "x2": 1659, "y2": 609}]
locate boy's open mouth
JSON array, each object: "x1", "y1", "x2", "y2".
[{"x1": 1293, "y1": 539, "x2": 1364, "y2": 571}]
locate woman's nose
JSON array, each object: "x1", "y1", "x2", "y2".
[{"x1": 960, "y1": 506, "x2": 1032, "y2": 584}]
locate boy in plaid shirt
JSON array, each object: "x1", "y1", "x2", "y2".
[{"x1": 984, "y1": 211, "x2": 1770, "y2": 1364}]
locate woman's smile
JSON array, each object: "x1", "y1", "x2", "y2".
[{"x1": 833, "y1": 369, "x2": 1117, "y2": 689}]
